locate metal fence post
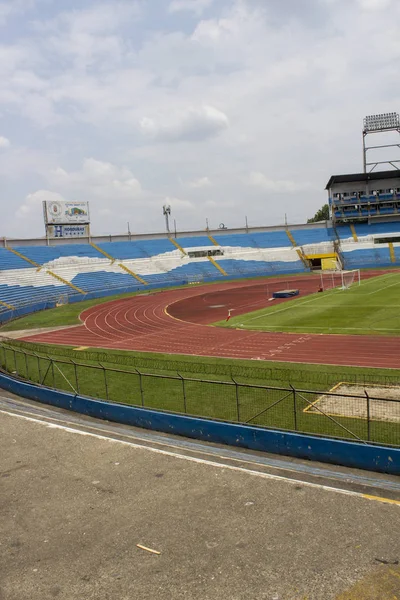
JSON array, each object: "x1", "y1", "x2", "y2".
[
  {"x1": 135, "y1": 369, "x2": 144, "y2": 407},
  {"x1": 71, "y1": 360, "x2": 79, "y2": 394},
  {"x1": 290, "y1": 384, "x2": 297, "y2": 431},
  {"x1": 36, "y1": 353, "x2": 41, "y2": 384},
  {"x1": 178, "y1": 372, "x2": 187, "y2": 414},
  {"x1": 4, "y1": 347, "x2": 8, "y2": 372},
  {"x1": 25, "y1": 351, "x2": 29, "y2": 380},
  {"x1": 365, "y1": 390, "x2": 370, "y2": 442},
  {"x1": 100, "y1": 363, "x2": 109, "y2": 401},
  {"x1": 51, "y1": 359, "x2": 55, "y2": 389},
  {"x1": 232, "y1": 377, "x2": 240, "y2": 422},
  {"x1": 13, "y1": 349, "x2": 18, "y2": 376}
]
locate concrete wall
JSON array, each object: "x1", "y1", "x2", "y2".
[{"x1": 0, "y1": 221, "x2": 331, "y2": 248}]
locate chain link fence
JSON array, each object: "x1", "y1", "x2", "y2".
[{"x1": 0, "y1": 343, "x2": 399, "y2": 447}]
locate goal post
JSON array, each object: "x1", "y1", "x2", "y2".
[
  {"x1": 341, "y1": 269, "x2": 361, "y2": 290},
  {"x1": 320, "y1": 269, "x2": 360, "y2": 291},
  {"x1": 55, "y1": 294, "x2": 69, "y2": 307}
]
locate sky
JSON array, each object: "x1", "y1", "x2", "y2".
[{"x1": 0, "y1": 0, "x2": 400, "y2": 238}]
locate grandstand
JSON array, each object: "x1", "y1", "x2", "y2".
[
  {"x1": 1, "y1": 215, "x2": 400, "y2": 319},
  {"x1": 328, "y1": 170, "x2": 400, "y2": 223}
]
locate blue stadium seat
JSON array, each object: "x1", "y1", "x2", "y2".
[
  {"x1": 0, "y1": 248, "x2": 31, "y2": 270},
  {"x1": 13, "y1": 244, "x2": 103, "y2": 264},
  {"x1": 292, "y1": 228, "x2": 333, "y2": 245}
]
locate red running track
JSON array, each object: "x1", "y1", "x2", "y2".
[{"x1": 22, "y1": 274, "x2": 400, "y2": 368}]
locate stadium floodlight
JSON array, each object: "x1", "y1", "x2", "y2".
[
  {"x1": 163, "y1": 203, "x2": 171, "y2": 233},
  {"x1": 363, "y1": 112, "x2": 400, "y2": 133},
  {"x1": 362, "y1": 111, "x2": 400, "y2": 172}
]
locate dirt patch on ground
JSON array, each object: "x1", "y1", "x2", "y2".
[
  {"x1": 306, "y1": 383, "x2": 400, "y2": 423},
  {"x1": 0, "y1": 325, "x2": 78, "y2": 340}
]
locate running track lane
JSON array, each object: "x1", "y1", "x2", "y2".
[{"x1": 21, "y1": 276, "x2": 400, "y2": 368}]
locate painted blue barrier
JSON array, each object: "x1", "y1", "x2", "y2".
[{"x1": 0, "y1": 370, "x2": 398, "y2": 475}]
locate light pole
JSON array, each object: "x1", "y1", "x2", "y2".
[
  {"x1": 163, "y1": 203, "x2": 171, "y2": 234},
  {"x1": 362, "y1": 112, "x2": 400, "y2": 172}
]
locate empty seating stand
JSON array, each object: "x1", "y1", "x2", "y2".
[{"x1": 5, "y1": 220, "x2": 394, "y2": 312}]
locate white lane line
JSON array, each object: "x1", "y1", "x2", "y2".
[
  {"x1": 367, "y1": 279, "x2": 400, "y2": 295},
  {"x1": 1, "y1": 409, "x2": 399, "y2": 507}
]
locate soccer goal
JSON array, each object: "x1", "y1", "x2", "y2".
[
  {"x1": 320, "y1": 269, "x2": 360, "y2": 291},
  {"x1": 55, "y1": 294, "x2": 69, "y2": 307}
]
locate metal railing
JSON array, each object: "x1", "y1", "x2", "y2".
[{"x1": 0, "y1": 343, "x2": 399, "y2": 447}]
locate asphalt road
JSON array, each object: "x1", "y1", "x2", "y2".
[{"x1": 0, "y1": 394, "x2": 399, "y2": 600}]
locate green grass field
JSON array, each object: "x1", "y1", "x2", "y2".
[{"x1": 216, "y1": 271, "x2": 400, "y2": 335}]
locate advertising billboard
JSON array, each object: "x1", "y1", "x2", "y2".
[
  {"x1": 47, "y1": 224, "x2": 90, "y2": 238},
  {"x1": 43, "y1": 201, "x2": 90, "y2": 225}
]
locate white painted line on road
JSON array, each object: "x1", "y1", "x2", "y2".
[{"x1": 1, "y1": 408, "x2": 399, "y2": 507}]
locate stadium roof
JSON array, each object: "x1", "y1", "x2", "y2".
[{"x1": 325, "y1": 170, "x2": 400, "y2": 189}]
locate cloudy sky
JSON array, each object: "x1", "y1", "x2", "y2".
[{"x1": 0, "y1": 0, "x2": 399, "y2": 238}]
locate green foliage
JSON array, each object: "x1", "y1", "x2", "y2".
[{"x1": 307, "y1": 203, "x2": 330, "y2": 223}]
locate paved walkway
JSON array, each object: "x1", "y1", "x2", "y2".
[{"x1": 1, "y1": 394, "x2": 399, "y2": 600}]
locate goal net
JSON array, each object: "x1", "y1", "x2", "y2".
[
  {"x1": 55, "y1": 294, "x2": 69, "y2": 307},
  {"x1": 320, "y1": 269, "x2": 360, "y2": 291}
]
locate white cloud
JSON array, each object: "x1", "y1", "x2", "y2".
[
  {"x1": 0, "y1": 135, "x2": 10, "y2": 148},
  {"x1": 184, "y1": 176, "x2": 212, "y2": 189},
  {"x1": 48, "y1": 158, "x2": 142, "y2": 198},
  {"x1": 139, "y1": 105, "x2": 229, "y2": 142},
  {"x1": 2, "y1": 0, "x2": 400, "y2": 237},
  {"x1": 357, "y1": 0, "x2": 392, "y2": 10},
  {"x1": 16, "y1": 189, "x2": 65, "y2": 220},
  {"x1": 164, "y1": 196, "x2": 195, "y2": 211},
  {"x1": 249, "y1": 172, "x2": 316, "y2": 193},
  {"x1": 168, "y1": 0, "x2": 215, "y2": 15},
  {"x1": 0, "y1": 0, "x2": 38, "y2": 25}
]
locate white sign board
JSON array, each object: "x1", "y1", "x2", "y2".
[
  {"x1": 43, "y1": 201, "x2": 90, "y2": 224},
  {"x1": 47, "y1": 224, "x2": 90, "y2": 238}
]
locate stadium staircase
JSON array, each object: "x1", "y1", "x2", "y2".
[
  {"x1": 118, "y1": 263, "x2": 147, "y2": 284},
  {"x1": 90, "y1": 242, "x2": 115, "y2": 263},
  {"x1": 46, "y1": 270, "x2": 86, "y2": 294},
  {"x1": 6, "y1": 246, "x2": 86, "y2": 295},
  {"x1": 207, "y1": 256, "x2": 227, "y2": 276},
  {"x1": 6, "y1": 246, "x2": 41, "y2": 269},
  {"x1": 90, "y1": 242, "x2": 147, "y2": 284},
  {"x1": 207, "y1": 234, "x2": 219, "y2": 246},
  {"x1": 285, "y1": 229, "x2": 297, "y2": 246},
  {"x1": 389, "y1": 242, "x2": 396, "y2": 263},
  {"x1": 0, "y1": 299, "x2": 15, "y2": 310},
  {"x1": 169, "y1": 238, "x2": 187, "y2": 255}
]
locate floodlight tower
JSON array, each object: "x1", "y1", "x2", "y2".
[
  {"x1": 163, "y1": 203, "x2": 171, "y2": 234},
  {"x1": 362, "y1": 112, "x2": 400, "y2": 172}
]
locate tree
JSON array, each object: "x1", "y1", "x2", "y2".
[{"x1": 307, "y1": 203, "x2": 330, "y2": 223}]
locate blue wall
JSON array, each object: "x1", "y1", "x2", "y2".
[{"x1": 0, "y1": 370, "x2": 398, "y2": 475}]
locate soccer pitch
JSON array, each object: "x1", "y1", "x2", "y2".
[{"x1": 216, "y1": 271, "x2": 400, "y2": 335}]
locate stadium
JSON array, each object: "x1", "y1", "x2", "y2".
[
  {"x1": 2, "y1": 109, "x2": 400, "y2": 600},
  {"x1": 1, "y1": 113, "x2": 400, "y2": 458}
]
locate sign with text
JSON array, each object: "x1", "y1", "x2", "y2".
[
  {"x1": 43, "y1": 201, "x2": 90, "y2": 225},
  {"x1": 47, "y1": 224, "x2": 90, "y2": 238}
]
